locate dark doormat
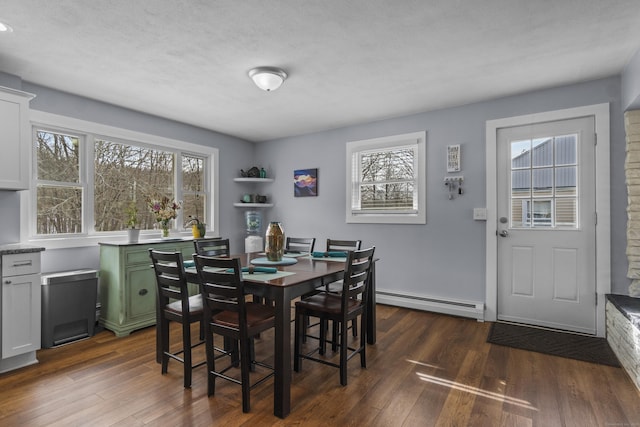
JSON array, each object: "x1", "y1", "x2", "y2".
[{"x1": 487, "y1": 322, "x2": 620, "y2": 367}]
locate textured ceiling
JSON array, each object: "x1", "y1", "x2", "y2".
[{"x1": 1, "y1": 0, "x2": 639, "y2": 142}]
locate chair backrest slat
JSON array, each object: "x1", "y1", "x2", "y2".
[
  {"x1": 326, "y1": 238, "x2": 362, "y2": 253},
  {"x1": 194, "y1": 238, "x2": 231, "y2": 257},
  {"x1": 285, "y1": 237, "x2": 316, "y2": 254}
]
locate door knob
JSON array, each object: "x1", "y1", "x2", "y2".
[{"x1": 499, "y1": 230, "x2": 509, "y2": 237}]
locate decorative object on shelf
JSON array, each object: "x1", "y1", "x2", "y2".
[
  {"x1": 294, "y1": 168, "x2": 318, "y2": 197},
  {"x1": 248, "y1": 66, "x2": 288, "y2": 91},
  {"x1": 256, "y1": 194, "x2": 267, "y2": 203},
  {"x1": 125, "y1": 202, "x2": 140, "y2": 243},
  {"x1": 265, "y1": 221, "x2": 284, "y2": 261},
  {"x1": 242, "y1": 194, "x2": 254, "y2": 203},
  {"x1": 185, "y1": 216, "x2": 206, "y2": 238},
  {"x1": 240, "y1": 167, "x2": 261, "y2": 178},
  {"x1": 148, "y1": 195, "x2": 181, "y2": 238},
  {"x1": 260, "y1": 167, "x2": 267, "y2": 178}
]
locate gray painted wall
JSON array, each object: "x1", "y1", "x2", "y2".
[
  {"x1": 255, "y1": 76, "x2": 628, "y2": 302},
  {"x1": 622, "y1": 48, "x2": 640, "y2": 111},
  {"x1": 0, "y1": 73, "x2": 630, "y2": 307}
]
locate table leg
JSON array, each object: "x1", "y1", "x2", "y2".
[{"x1": 273, "y1": 288, "x2": 292, "y2": 418}]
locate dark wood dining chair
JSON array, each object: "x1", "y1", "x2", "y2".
[
  {"x1": 194, "y1": 254, "x2": 275, "y2": 413},
  {"x1": 285, "y1": 236, "x2": 316, "y2": 254},
  {"x1": 294, "y1": 246, "x2": 376, "y2": 386},
  {"x1": 194, "y1": 237, "x2": 230, "y2": 257},
  {"x1": 323, "y1": 239, "x2": 362, "y2": 342},
  {"x1": 323, "y1": 239, "x2": 362, "y2": 291},
  {"x1": 149, "y1": 249, "x2": 205, "y2": 388}
]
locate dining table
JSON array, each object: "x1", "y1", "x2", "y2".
[{"x1": 186, "y1": 251, "x2": 377, "y2": 419}]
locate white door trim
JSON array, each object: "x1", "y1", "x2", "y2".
[{"x1": 485, "y1": 103, "x2": 610, "y2": 336}]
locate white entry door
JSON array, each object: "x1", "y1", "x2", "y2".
[{"x1": 497, "y1": 116, "x2": 596, "y2": 334}]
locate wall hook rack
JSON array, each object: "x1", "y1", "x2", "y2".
[{"x1": 444, "y1": 176, "x2": 464, "y2": 199}]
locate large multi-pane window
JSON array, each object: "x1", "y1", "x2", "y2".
[
  {"x1": 346, "y1": 131, "x2": 426, "y2": 224},
  {"x1": 29, "y1": 114, "x2": 215, "y2": 243},
  {"x1": 93, "y1": 139, "x2": 176, "y2": 232}
]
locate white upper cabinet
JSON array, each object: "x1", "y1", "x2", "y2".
[{"x1": 0, "y1": 86, "x2": 35, "y2": 190}]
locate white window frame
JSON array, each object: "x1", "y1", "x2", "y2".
[
  {"x1": 20, "y1": 110, "x2": 219, "y2": 250},
  {"x1": 346, "y1": 131, "x2": 426, "y2": 224}
]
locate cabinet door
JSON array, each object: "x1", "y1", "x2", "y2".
[
  {"x1": 2, "y1": 273, "x2": 41, "y2": 358},
  {"x1": 125, "y1": 264, "x2": 157, "y2": 321},
  {"x1": 0, "y1": 89, "x2": 32, "y2": 190}
]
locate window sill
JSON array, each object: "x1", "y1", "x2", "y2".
[
  {"x1": 346, "y1": 213, "x2": 426, "y2": 224},
  {"x1": 25, "y1": 231, "x2": 196, "y2": 250}
]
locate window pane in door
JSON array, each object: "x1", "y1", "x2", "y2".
[
  {"x1": 555, "y1": 198, "x2": 577, "y2": 227},
  {"x1": 511, "y1": 140, "x2": 531, "y2": 168},
  {"x1": 532, "y1": 137, "x2": 553, "y2": 167},
  {"x1": 555, "y1": 166, "x2": 576, "y2": 196},
  {"x1": 512, "y1": 170, "x2": 530, "y2": 197},
  {"x1": 511, "y1": 199, "x2": 527, "y2": 227},
  {"x1": 531, "y1": 200, "x2": 552, "y2": 227},
  {"x1": 555, "y1": 134, "x2": 577, "y2": 165},
  {"x1": 533, "y1": 168, "x2": 553, "y2": 196}
]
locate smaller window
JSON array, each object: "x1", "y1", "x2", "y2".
[
  {"x1": 35, "y1": 129, "x2": 83, "y2": 235},
  {"x1": 346, "y1": 131, "x2": 426, "y2": 224},
  {"x1": 181, "y1": 154, "x2": 207, "y2": 225}
]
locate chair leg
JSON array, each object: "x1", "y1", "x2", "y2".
[
  {"x1": 160, "y1": 318, "x2": 170, "y2": 374},
  {"x1": 156, "y1": 317, "x2": 162, "y2": 364},
  {"x1": 182, "y1": 320, "x2": 192, "y2": 388},
  {"x1": 249, "y1": 338, "x2": 256, "y2": 372},
  {"x1": 302, "y1": 315, "x2": 309, "y2": 343},
  {"x1": 207, "y1": 332, "x2": 216, "y2": 397},
  {"x1": 319, "y1": 318, "x2": 327, "y2": 355},
  {"x1": 340, "y1": 320, "x2": 348, "y2": 386},
  {"x1": 360, "y1": 314, "x2": 367, "y2": 368},
  {"x1": 352, "y1": 318, "x2": 357, "y2": 337},
  {"x1": 240, "y1": 338, "x2": 252, "y2": 413},
  {"x1": 332, "y1": 321, "x2": 339, "y2": 352}
]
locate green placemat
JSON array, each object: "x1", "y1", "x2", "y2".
[
  {"x1": 242, "y1": 270, "x2": 295, "y2": 282},
  {"x1": 308, "y1": 255, "x2": 347, "y2": 262},
  {"x1": 251, "y1": 257, "x2": 298, "y2": 266}
]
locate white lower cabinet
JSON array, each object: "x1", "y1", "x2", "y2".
[{"x1": 0, "y1": 251, "x2": 42, "y2": 372}]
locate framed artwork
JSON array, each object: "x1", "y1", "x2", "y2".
[{"x1": 294, "y1": 168, "x2": 318, "y2": 197}]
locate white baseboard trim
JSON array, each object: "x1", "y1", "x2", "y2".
[{"x1": 376, "y1": 290, "x2": 485, "y2": 321}]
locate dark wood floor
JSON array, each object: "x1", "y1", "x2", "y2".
[{"x1": 1, "y1": 304, "x2": 639, "y2": 426}]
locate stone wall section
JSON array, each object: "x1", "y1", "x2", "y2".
[
  {"x1": 626, "y1": 110, "x2": 640, "y2": 296},
  {"x1": 606, "y1": 301, "x2": 640, "y2": 390}
]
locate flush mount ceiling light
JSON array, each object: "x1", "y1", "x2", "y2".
[
  {"x1": 248, "y1": 66, "x2": 288, "y2": 91},
  {"x1": 0, "y1": 21, "x2": 13, "y2": 33}
]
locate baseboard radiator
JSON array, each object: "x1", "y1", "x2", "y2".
[{"x1": 376, "y1": 290, "x2": 485, "y2": 321}]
